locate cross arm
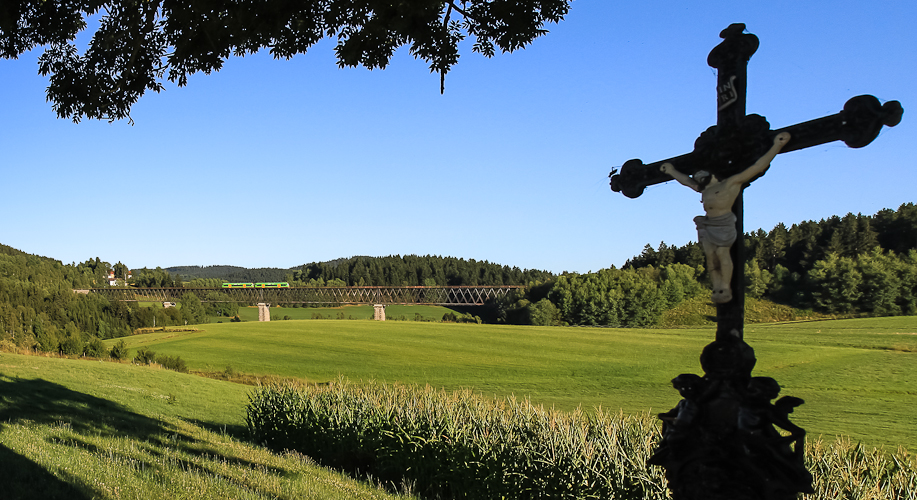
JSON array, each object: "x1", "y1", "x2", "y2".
[
  {"x1": 609, "y1": 95, "x2": 902, "y2": 198},
  {"x1": 772, "y1": 95, "x2": 902, "y2": 152},
  {"x1": 609, "y1": 153, "x2": 698, "y2": 199}
]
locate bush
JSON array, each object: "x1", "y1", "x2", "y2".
[
  {"x1": 59, "y1": 333, "x2": 84, "y2": 356},
  {"x1": 442, "y1": 312, "x2": 482, "y2": 324},
  {"x1": 156, "y1": 354, "x2": 188, "y2": 373},
  {"x1": 109, "y1": 339, "x2": 129, "y2": 360},
  {"x1": 131, "y1": 346, "x2": 187, "y2": 372},
  {"x1": 34, "y1": 321, "x2": 61, "y2": 353},
  {"x1": 528, "y1": 298, "x2": 560, "y2": 326},
  {"x1": 84, "y1": 337, "x2": 107, "y2": 358},
  {"x1": 133, "y1": 346, "x2": 157, "y2": 365}
]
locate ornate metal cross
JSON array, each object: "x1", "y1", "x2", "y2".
[{"x1": 609, "y1": 24, "x2": 902, "y2": 500}]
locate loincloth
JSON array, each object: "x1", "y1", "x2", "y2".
[{"x1": 694, "y1": 213, "x2": 737, "y2": 247}]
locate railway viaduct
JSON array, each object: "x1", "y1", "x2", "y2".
[{"x1": 75, "y1": 286, "x2": 523, "y2": 322}]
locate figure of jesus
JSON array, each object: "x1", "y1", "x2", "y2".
[{"x1": 660, "y1": 132, "x2": 791, "y2": 303}]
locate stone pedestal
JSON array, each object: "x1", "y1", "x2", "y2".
[
  {"x1": 258, "y1": 303, "x2": 270, "y2": 322},
  {"x1": 373, "y1": 304, "x2": 386, "y2": 321}
]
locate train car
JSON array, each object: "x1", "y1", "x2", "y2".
[
  {"x1": 253, "y1": 282, "x2": 290, "y2": 288},
  {"x1": 222, "y1": 283, "x2": 255, "y2": 288}
]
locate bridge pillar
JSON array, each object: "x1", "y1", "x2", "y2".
[
  {"x1": 373, "y1": 304, "x2": 386, "y2": 321},
  {"x1": 258, "y1": 303, "x2": 271, "y2": 322}
]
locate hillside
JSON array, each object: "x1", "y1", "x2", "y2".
[{"x1": 0, "y1": 352, "x2": 412, "y2": 499}]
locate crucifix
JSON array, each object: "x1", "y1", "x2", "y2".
[{"x1": 609, "y1": 24, "x2": 902, "y2": 500}]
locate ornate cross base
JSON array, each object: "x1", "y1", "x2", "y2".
[{"x1": 649, "y1": 336, "x2": 814, "y2": 500}]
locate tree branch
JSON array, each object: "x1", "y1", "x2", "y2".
[
  {"x1": 446, "y1": 1, "x2": 480, "y2": 23},
  {"x1": 440, "y1": 2, "x2": 453, "y2": 94}
]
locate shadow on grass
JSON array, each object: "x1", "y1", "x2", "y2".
[
  {"x1": 186, "y1": 417, "x2": 250, "y2": 443},
  {"x1": 0, "y1": 375, "x2": 168, "y2": 439},
  {"x1": 0, "y1": 442, "x2": 92, "y2": 500},
  {"x1": 56, "y1": 433, "x2": 291, "y2": 493},
  {"x1": 0, "y1": 375, "x2": 279, "y2": 498},
  {"x1": 0, "y1": 375, "x2": 159, "y2": 498}
]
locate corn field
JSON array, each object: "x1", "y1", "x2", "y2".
[{"x1": 245, "y1": 380, "x2": 917, "y2": 500}]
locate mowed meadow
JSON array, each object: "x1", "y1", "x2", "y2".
[
  {"x1": 110, "y1": 312, "x2": 917, "y2": 450},
  {"x1": 0, "y1": 353, "x2": 415, "y2": 500}
]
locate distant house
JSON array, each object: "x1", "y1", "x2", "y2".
[{"x1": 108, "y1": 269, "x2": 132, "y2": 286}]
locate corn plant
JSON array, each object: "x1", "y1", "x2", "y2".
[
  {"x1": 246, "y1": 379, "x2": 667, "y2": 499},
  {"x1": 807, "y1": 437, "x2": 917, "y2": 500},
  {"x1": 246, "y1": 379, "x2": 917, "y2": 500}
]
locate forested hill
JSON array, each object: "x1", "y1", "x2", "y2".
[
  {"x1": 291, "y1": 255, "x2": 554, "y2": 287},
  {"x1": 0, "y1": 249, "x2": 140, "y2": 349},
  {"x1": 626, "y1": 203, "x2": 917, "y2": 273},
  {"x1": 500, "y1": 203, "x2": 917, "y2": 328},
  {"x1": 166, "y1": 265, "x2": 291, "y2": 283},
  {"x1": 612, "y1": 202, "x2": 917, "y2": 317},
  {"x1": 169, "y1": 256, "x2": 556, "y2": 287}
]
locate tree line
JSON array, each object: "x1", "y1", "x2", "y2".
[
  {"x1": 166, "y1": 265, "x2": 289, "y2": 284},
  {"x1": 290, "y1": 255, "x2": 554, "y2": 287},
  {"x1": 500, "y1": 203, "x2": 917, "y2": 326},
  {"x1": 626, "y1": 203, "x2": 917, "y2": 316},
  {"x1": 497, "y1": 264, "x2": 704, "y2": 327},
  {"x1": 166, "y1": 256, "x2": 555, "y2": 288}
]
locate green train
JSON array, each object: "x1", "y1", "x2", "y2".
[{"x1": 221, "y1": 282, "x2": 289, "y2": 288}]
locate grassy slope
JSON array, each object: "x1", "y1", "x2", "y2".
[
  {"x1": 0, "y1": 354, "x2": 412, "y2": 500},
  {"x1": 109, "y1": 317, "x2": 917, "y2": 450}
]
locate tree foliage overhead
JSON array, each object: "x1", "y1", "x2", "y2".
[{"x1": 1, "y1": 0, "x2": 570, "y2": 122}]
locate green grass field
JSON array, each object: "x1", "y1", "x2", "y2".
[
  {"x1": 0, "y1": 353, "x2": 412, "y2": 500},
  {"x1": 108, "y1": 316, "x2": 917, "y2": 450}
]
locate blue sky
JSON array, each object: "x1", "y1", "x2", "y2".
[{"x1": 2, "y1": 0, "x2": 914, "y2": 274}]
